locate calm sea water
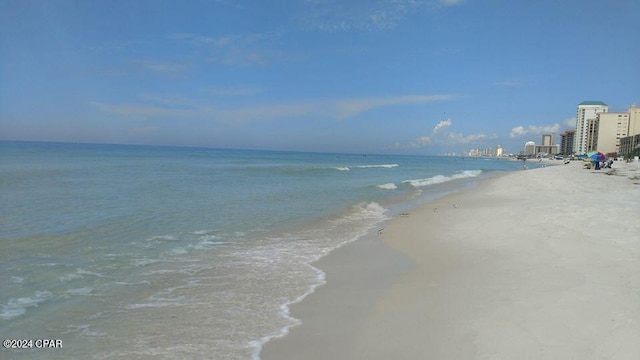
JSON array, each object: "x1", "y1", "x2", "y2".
[{"x1": 0, "y1": 141, "x2": 526, "y2": 359}]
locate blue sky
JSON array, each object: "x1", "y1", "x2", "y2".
[{"x1": 1, "y1": 0, "x2": 639, "y2": 155}]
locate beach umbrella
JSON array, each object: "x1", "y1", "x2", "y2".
[{"x1": 588, "y1": 151, "x2": 606, "y2": 162}]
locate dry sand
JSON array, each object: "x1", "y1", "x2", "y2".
[{"x1": 261, "y1": 160, "x2": 640, "y2": 360}]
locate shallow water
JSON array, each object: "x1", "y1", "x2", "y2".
[{"x1": 0, "y1": 141, "x2": 525, "y2": 359}]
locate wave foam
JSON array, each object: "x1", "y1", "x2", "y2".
[
  {"x1": 66, "y1": 287, "x2": 93, "y2": 296},
  {"x1": 404, "y1": 169, "x2": 482, "y2": 187},
  {"x1": 335, "y1": 164, "x2": 399, "y2": 171},
  {"x1": 250, "y1": 201, "x2": 389, "y2": 359},
  {"x1": 354, "y1": 164, "x2": 398, "y2": 169},
  {"x1": 377, "y1": 183, "x2": 397, "y2": 190},
  {"x1": 1, "y1": 290, "x2": 52, "y2": 319}
]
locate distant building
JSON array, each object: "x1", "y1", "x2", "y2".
[
  {"x1": 524, "y1": 141, "x2": 536, "y2": 156},
  {"x1": 531, "y1": 134, "x2": 559, "y2": 156},
  {"x1": 575, "y1": 101, "x2": 608, "y2": 154},
  {"x1": 594, "y1": 112, "x2": 629, "y2": 155},
  {"x1": 586, "y1": 118, "x2": 599, "y2": 152},
  {"x1": 495, "y1": 145, "x2": 504, "y2": 157},
  {"x1": 560, "y1": 130, "x2": 575, "y2": 155},
  {"x1": 628, "y1": 105, "x2": 640, "y2": 136},
  {"x1": 620, "y1": 134, "x2": 640, "y2": 157}
]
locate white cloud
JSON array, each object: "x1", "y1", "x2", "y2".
[
  {"x1": 298, "y1": 0, "x2": 461, "y2": 32},
  {"x1": 509, "y1": 123, "x2": 561, "y2": 138},
  {"x1": 410, "y1": 136, "x2": 432, "y2": 147},
  {"x1": 170, "y1": 31, "x2": 289, "y2": 67},
  {"x1": 563, "y1": 117, "x2": 576, "y2": 128},
  {"x1": 509, "y1": 126, "x2": 526, "y2": 138},
  {"x1": 170, "y1": 32, "x2": 276, "y2": 47},
  {"x1": 446, "y1": 132, "x2": 491, "y2": 144},
  {"x1": 433, "y1": 118, "x2": 452, "y2": 134},
  {"x1": 440, "y1": 0, "x2": 462, "y2": 6},
  {"x1": 91, "y1": 102, "x2": 197, "y2": 118},
  {"x1": 93, "y1": 93, "x2": 455, "y2": 122},
  {"x1": 205, "y1": 86, "x2": 263, "y2": 96},
  {"x1": 133, "y1": 60, "x2": 188, "y2": 74},
  {"x1": 334, "y1": 94, "x2": 456, "y2": 119},
  {"x1": 404, "y1": 117, "x2": 492, "y2": 148}
]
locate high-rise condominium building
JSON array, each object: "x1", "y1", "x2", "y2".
[
  {"x1": 560, "y1": 130, "x2": 575, "y2": 155},
  {"x1": 594, "y1": 112, "x2": 629, "y2": 155},
  {"x1": 575, "y1": 101, "x2": 608, "y2": 154},
  {"x1": 628, "y1": 105, "x2": 640, "y2": 136}
]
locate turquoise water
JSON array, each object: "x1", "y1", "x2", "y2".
[{"x1": 0, "y1": 141, "x2": 526, "y2": 359}]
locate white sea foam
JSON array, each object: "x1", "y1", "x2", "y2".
[
  {"x1": 1, "y1": 290, "x2": 52, "y2": 319},
  {"x1": 131, "y1": 258, "x2": 164, "y2": 267},
  {"x1": 126, "y1": 296, "x2": 187, "y2": 309},
  {"x1": 63, "y1": 324, "x2": 106, "y2": 337},
  {"x1": 66, "y1": 287, "x2": 93, "y2": 296},
  {"x1": 11, "y1": 276, "x2": 24, "y2": 284},
  {"x1": 59, "y1": 268, "x2": 108, "y2": 282},
  {"x1": 146, "y1": 235, "x2": 177, "y2": 241},
  {"x1": 112, "y1": 281, "x2": 151, "y2": 286},
  {"x1": 335, "y1": 164, "x2": 398, "y2": 171},
  {"x1": 250, "y1": 264, "x2": 326, "y2": 360},
  {"x1": 77, "y1": 268, "x2": 108, "y2": 278},
  {"x1": 354, "y1": 164, "x2": 399, "y2": 169},
  {"x1": 377, "y1": 183, "x2": 398, "y2": 190},
  {"x1": 193, "y1": 240, "x2": 226, "y2": 250},
  {"x1": 250, "y1": 202, "x2": 390, "y2": 359},
  {"x1": 170, "y1": 247, "x2": 189, "y2": 255},
  {"x1": 404, "y1": 169, "x2": 482, "y2": 187},
  {"x1": 352, "y1": 202, "x2": 388, "y2": 221}
]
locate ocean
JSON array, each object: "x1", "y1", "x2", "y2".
[{"x1": 0, "y1": 141, "x2": 528, "y2": 359}]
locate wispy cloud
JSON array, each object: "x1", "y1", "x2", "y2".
[
  {"x1": 170, "y1": 31, "x2": 293, "y2": 67},
  {"x1": 133, "y1": 59, "x2": 188, "y2": 74},
  {"x1": 170, "y1": 32, "x2": 277, "y2": 47},
  {"x1": 509, "y1": 123, "x2": 561, "y2": 138},
  {"x1": 204, "y1": 86, "x2": 263, "y2": 96},
  {"x1": 439, "y1": 0, "x2": 462, "y2": 7},
  {"x1": 446, "y1": 132, "x2": 493, "y2": 144},
  {"x1": 298, "y1": 0, "x2": 461, "y2": 32},
  {"x1": 335, "y1": 94, "x2": 457, "y2": 119},
  {"x1": 92, "y1": 102, "x2": 198, "y2": 118},
  {"x1": 407, "y1": 118, "x2": 492, "y2": 148},
  {"x1": 563, "y1": 117, "x2": 576, "y2": 128},
  {"x1": 93, "y1": 93, "x2": 456, "y2": 122}
]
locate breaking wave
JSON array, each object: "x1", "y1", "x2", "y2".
[{"x1": 404, "y1": 170, "x2": 482, "y2": 187}]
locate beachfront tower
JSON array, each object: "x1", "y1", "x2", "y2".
[
  {"x1": 575, "y1": 101, "x2": 608, "y2": 154},
  {"x1": 560, "y1": 130, "x2": 576, "y2": 155},
  {"x1": 628, "y1": 105, "x2": 640, "y2": 136},
  {"x1": 524, "y1": 141, "x2": 536, "y2": 156},
  {"x1": 594, "y1": 112, "x2": 629, "y2": 155}
]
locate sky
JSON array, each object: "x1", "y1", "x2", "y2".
[{"x1": 1, "y1": 0, "x2": 639, "y2": 155}]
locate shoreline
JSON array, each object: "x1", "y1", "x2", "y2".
[{"x1": 261, "y1": 160, "x2": 640, "y2": 359}]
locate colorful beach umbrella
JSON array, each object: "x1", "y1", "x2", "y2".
[{"x1": 588, "y1": 151, "x2": 606, "y2": 162}]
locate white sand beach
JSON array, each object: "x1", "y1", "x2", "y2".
[{"x1": 262, "y1": 160, "x2": 640, "y2": 359}]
